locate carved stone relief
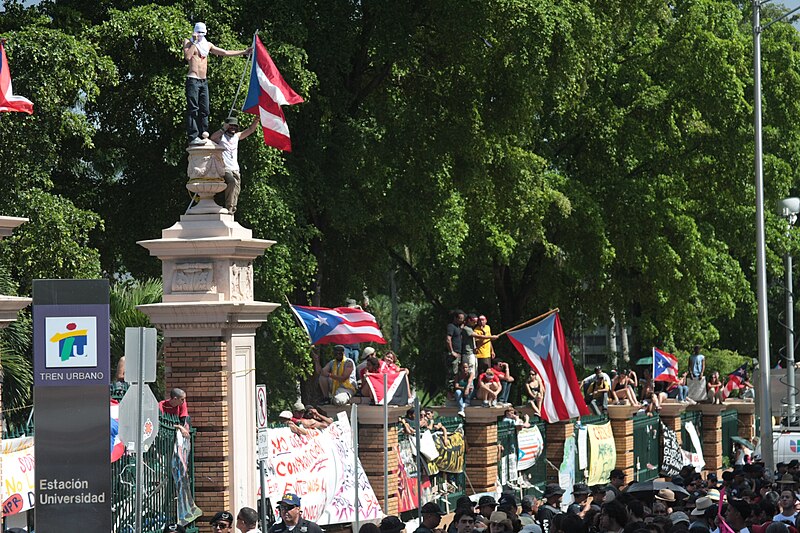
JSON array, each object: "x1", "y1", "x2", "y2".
[
  {"x1": 230, "y1": 262, "x2": 253, "y2": 302},
  {"x1": 172, "y1": 262, "x2": 216, "y2": 293}
]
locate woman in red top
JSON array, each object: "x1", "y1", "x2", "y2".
[{"x1": 477, "y1": 369, "x2": 502, "y2": 407}]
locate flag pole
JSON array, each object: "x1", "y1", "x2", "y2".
[
  {"x1": 227, "y1": 29, "x2": 258, "y2": 117},
  {"x1": 496, "y1": 308, "x2": 559, "y2": 337}
]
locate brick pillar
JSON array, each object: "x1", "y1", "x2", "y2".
[
  {"x1": 139, "y1": 209, "x2": 278, "y2": 516},
  {"x1": 464, "y1": 410, "x2": 498, "y2": 494},
  {"x1": 608, "y1": 405, "x2": 638, "y2": 479},
  {"x1": 358, "y1": 423, "x2": 400, "y2": 516},
  {"x1": 698, "y1": 405, "x2": 725, "y2": 477},
  {"x1": 659, "y1": 401, "x2": 688, "y2": 447},
  {"x1": 543, "y1": 421, "x2": 571, "y2": 482},
  {"x1": 726, "y1": 400, "x2": 756, "y2": 442},
  {"x1": 164, "y1": 336, "x2": 230, "y2": 513},
  {"x1": 0, "y1": 216, "x2": 32, "y2": 497}
]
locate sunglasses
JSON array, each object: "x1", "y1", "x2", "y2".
[
  {"x1": 278, "y1": 505, "x2": 297, "y2": 511},
  {"x1": 213, "y1": 524, "x2": 231, "y2": 530}
]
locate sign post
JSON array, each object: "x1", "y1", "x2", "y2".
[
  {"x1": 33, "y1": 280, "x2": 112, "y2": 533},
  {"x1": 256, "y1": 384, "x2": 268, "y2": 532}
]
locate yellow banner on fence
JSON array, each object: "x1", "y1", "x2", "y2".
[{"x1": 587, "y1": 422, "x2": 616, "y2": 486}]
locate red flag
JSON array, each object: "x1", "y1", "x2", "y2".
[
  {"x1": 364, "y1": 370, "x2": 410, "y2": 405},
  {"x1": 242, "y1": 35, "x2": 303, "y2": 151},
  {"x1": 507, "y1": 312, "x2": 589, "y2": 422},
  {"x1": 0, "y1": 42, "x2": 33, "y2": 114}
]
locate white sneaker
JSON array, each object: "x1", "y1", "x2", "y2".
[
  {"x1": 491, "y1": 400, "x2": 497, "y2": 407},
  {"x1": 482, "y1": 400, "x2": 489, "y2": 407},
  {"x1": 457, "y1": 410, "x2": 466, "y2": 417}
]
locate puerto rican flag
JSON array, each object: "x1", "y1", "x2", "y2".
[
  {"x1": 110, "y1": 399, "x2": 125, "y2": 462},
  {"x1": 0, "y1": 41, "x2": 33, "y2": 114},
  {"x1": 721, "y1": 363, "x2": 748, "y2": 401},
  {"x1": 242, "y1": 35, "x2": 303, "y2": 151},
  {"x1": 289, "y1": 304, "x2": 386, "y2": 345},
  {"x1": 508, "y1": 312, "x2": 589, "y2": 422},
  {"x1": 653, "y1": 347, "x2": 679, "y2": 383}
]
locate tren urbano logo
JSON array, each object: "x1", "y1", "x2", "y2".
[{"x1": 45, "y1": 316, "x2": 97, "y2": 368}]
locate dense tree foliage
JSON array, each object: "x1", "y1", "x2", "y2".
[{"x1": 3, "y1": 0, "x2": 800, "y2": 409}]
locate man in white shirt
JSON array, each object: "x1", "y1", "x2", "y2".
[
  {"x1": 237, "y1": 507, "x2": 262, "y2": 533},
  {"x1": 210, "y1": 117, "x2": 258, "y2": 215}
]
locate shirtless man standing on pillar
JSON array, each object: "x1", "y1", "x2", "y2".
[{"x1": 183, "y1": 22, "x2": 251, "y2": 145}]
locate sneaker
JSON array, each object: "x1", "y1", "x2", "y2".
[
  {"x1": 491, "y1": 400, "x2": 497, "y2": 407},
  {"x1": 457, "y1": 410, "x2": 466, "y2": 417},
  {"x1": 189, "y1": 137, "x2": 205, "y2": 146},
  {"x1": 482, "y1": 400, "x2": 489, "y2": 407}
]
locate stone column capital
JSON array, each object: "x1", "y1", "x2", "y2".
[
  {"x1": 137, "y1": 301, "x2": 278, "y2": 337},
  {"x1": 0, "y1": 295, "x2": 31, "y2": 329}
]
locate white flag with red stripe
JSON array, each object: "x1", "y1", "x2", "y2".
[
  {"x1": 508, "y1": 312, "x2": 589, "y2": 422},
  {"x1": 0, "y1": 41, "x2": 33, "y2": 114},
  {"x1": 243, "y1": 35, "x2": 303, "y2": 151}
]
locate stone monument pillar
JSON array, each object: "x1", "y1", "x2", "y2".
[
  {"x1": 0, "y1": 217, "x2": 33, "y2": 488},
  {"x1": 138, "y1": 141, "x2": 278, "y2": 516}
]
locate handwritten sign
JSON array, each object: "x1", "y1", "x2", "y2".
[
  {"x1": 1, "y1": 437, "x2": 35, "y2": 517},
  {"x1": 660, "y1": 422, "x2": 683, "y2": 477},
  {"x1": 264, "y1": 417, "x2": 381, "y2": 525},
  {"x1": 587, "y1": 422, "x2": 616, "y2": 485}
]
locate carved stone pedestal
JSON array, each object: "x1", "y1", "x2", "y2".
[{"x1": 138, "y1": 209, "x2": 277, "y2": 516}]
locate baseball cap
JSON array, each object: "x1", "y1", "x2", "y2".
[
  {"x1": 193, "y1": 22, "x2": 207, "y2": 35},
  {"x1": 420, "y1": 502, "x2": 444, "y2": 515},
  {"x1": 489, "y1": 511, "x2": 508, "y2": 524},
  {"x1": 210, "y1": 511, "x2": 233, "y2": 524},
  {"x1": 280, "y1": 493, "x2": 301, "y2": 506},
  {"x1": 279, "y1": 410, "x2": 293, "y2": 420},
  {"x1": 334, "y1": 345, "x2": 345, "y2": 352},
  {"x1": 223, "y1": 116, "x2": 239, "y2": 128},
  {"x1": 671, "y1": 512, "x2": 690, "y2": 525},
  {"x1": 362, "y1": 347, "x2": 376, "y2": 360}
]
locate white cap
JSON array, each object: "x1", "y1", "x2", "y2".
[
  {"x1": 279, "y1": 410, "x2": 292, "y2": 420},
  {"x1": 362, "y1": 347, "x2": 376, "y2": 359},
  {"x1": 193, "y1": 22, "x2": 207, "y2": 35}
]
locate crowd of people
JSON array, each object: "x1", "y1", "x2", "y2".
[{"x1": 375, "y1": 460, "x2": 799, "y2": 533}]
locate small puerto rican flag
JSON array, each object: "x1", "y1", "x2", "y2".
[
  {"x1": 0, "y1": 41, "x2": 33, "y2": 114},
  {"x1": 653, "y1": 347, "x2": 679, "y2": 383}
]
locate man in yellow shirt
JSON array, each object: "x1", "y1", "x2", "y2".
[{"x1": 475, "y1": 315, "x2": 495, "y2": 374}]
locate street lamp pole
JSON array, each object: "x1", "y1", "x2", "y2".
[{"x1": 753, "y1": 0, "x2": 774, "y2": 476}]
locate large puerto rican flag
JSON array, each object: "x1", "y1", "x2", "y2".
[
  {"x1": 653, "y1": 347, "x2": 679, "y2": 383},
  {"x1": 507, "y1": 312, "x2": 589, "y2": 422},
  {"x1": 289, "y1": 304, "x2": 386, "y2": 345},
  {"x1": 242, "y1": 35, "x2": 303, "y2": 151},
  {"x1": 0, "y1": 41, "x2": 33, "y2": 114}
]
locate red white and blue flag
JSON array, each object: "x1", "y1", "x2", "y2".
[
  {"x1": 289, "y1": 304, "x2": 386, "y2": 345},
  {"x1": 721, "y1": 363, "x2": 748, "y2": 400},
  {"x1": 507, "y1": 312, "x2": 589, "y2": 422},
  {"x1": 0, "y1": 41, "x2": 33, "y2": 114},
  {"x1": 243, "y1": 35, "x2": 303, "y2": 151},
  {"x1": 110, "y1": 399, "x2": 125, "y2": 463},
  {"x1": 653, "y1": 347, "x2": 679, "y2": 383},
  {"x1": 364, "y1": 370, "x2": 410, "y2": 405}
]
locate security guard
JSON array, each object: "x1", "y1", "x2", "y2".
[{"x1": 268, "y1": 493, "x2": 323, "y2": 533}]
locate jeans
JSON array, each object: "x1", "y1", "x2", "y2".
[
  {"x1": 675, "y1": 385, "x2": 689, "y2": 401},
  {"x1": 499, "y1": 381, "x2": 511, "y2": 404},
  {"x1": 455, "y1": 388, "x2": 473, "y2": 411},
  {"x1": 186, "y1": 77, "x2": 209, "y2": 142}
]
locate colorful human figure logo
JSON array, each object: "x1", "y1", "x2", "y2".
[{"x1": 49, "y1": 322, "x2": 89, "y2": 362}]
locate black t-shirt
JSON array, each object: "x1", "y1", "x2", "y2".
[
  {"x1": 447, "y1": 323, "x2": 462, "y2": 353},
  {"x1": 536, "y1": 505, "x2": 561, "y2": 533}
]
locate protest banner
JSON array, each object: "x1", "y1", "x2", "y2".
[
  {"x1": 559, "y1": 436, "x2": 576, "y2": 506},
  {"x1": 264, "y1": 417, "x2": 381, "y2": 525},
  {"x1": 517, "y1": 425, "x2": 544, "y2": 472},
  {"x1": 681, "y1": 421, "x2": 705, "y2": 472},
  {"x1": 2, "y1": 437, "x2": 35, "y2": 517},
  {"x1": 432, "y1": 430, "x2": 465, "y2": 474},
  {"x1": 587, "y1": 422, "x2": 616, "y2": 485},
  {"x1": 660, "y1": 422, "x2": 683, "y2": 477}
]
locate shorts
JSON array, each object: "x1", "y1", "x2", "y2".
[{"x1": 332, "y1": 387, "x2": 353, "y2": 406}]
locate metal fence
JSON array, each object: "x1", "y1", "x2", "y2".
[
  {"x1": 721, "y1": 409, "x2": 738, "y2": 462},
  {"x1": 111, "y1": 411, "x2": 199, "y2": 533},
  {"x1": 632, "y1": 413, "x2": 659, "y2": 482}
]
